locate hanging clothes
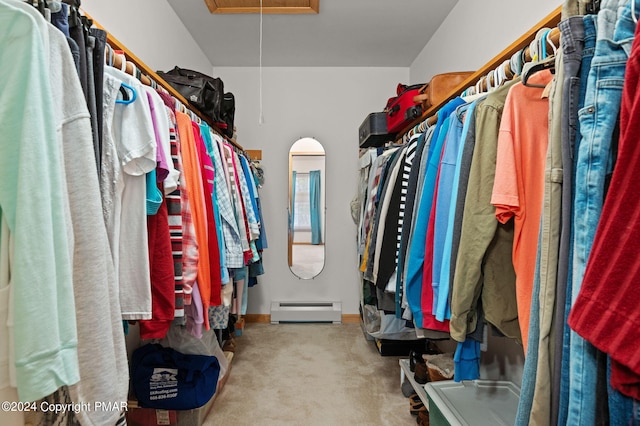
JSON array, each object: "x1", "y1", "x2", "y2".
[
  {"x1": 405, "y1": 98, "x2": 464, "y2": 330},
  {"x1": 0, "y1": 4, "x2": 128, "y2": 425},
  {"x1": 158, "y1": 91, "x2": 187, "y2": 322},
  {"x1": 568, "y1": 0, "x2": 640, "y2": 411},
  {"x1": 398, "y1": 130, "x2": 432, "y2": 320},
  {"x1": 176, "y1": 112, "x2": 212, "y2": 329},
  {"x1": 565, "y1": 1, "x2": 637, "y2": 424},
  {"x1": 101, "y1": 65, "x2": 156, "y2": 320},
  {"x1": 1, "y1": 5, "x2": 268, "y2": 426},
  {"x1": 491, "y1": 69, "x2": 553, "y2": 353},
  {"x1": 0, "y1": 1, "x2": 79, "y2": 403}
]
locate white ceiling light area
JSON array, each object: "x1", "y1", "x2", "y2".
[{"x1": 166, "y1": 0, "x2": 459, "y2": 67}]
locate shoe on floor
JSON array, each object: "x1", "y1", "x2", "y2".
[
  {"x1": 414, "y1": 360, "x2": 429, "y2": 384},
  {"x1": 409, "y1": 395, "x2": 426, "y2": 415},
  {"x1": 402, "y1": 379, "x2": 415, "y2": 397},
  {"x1": 222, "y1": 339, "x2": 236, "y2": 352},
  {"x1": 416, "y1": 410, "x2": 430, "y2": 425},
  {"x1": 410, "y1": 350, "x2": 423, "y2": 372},
  {"x1": 410, "y1": 402, "x2": 426, "y2": 415},
  {"x1": 408, "y1": 393, "x2": 422, "y2": 405}
]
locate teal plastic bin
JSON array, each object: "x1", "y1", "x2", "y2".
[{"x1": 425, "y1": 380, "x2": 520, "y2": 426}]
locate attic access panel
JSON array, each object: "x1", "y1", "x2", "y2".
[{"x1": 205, "y1": 0, "x2": 319, "y2": 14}]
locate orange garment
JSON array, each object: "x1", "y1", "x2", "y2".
[
  {"x1": 176, "y1": 112, "x2": 211, "y2": 330},
  {"x1": 490, "y1": 70, "x2": 553, "y2": 353}
]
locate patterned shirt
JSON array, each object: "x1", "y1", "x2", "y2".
[
  {"x1": 157, "y1": 91, "x2": 197, "y2": 307},
  {"x1": 165, "y1": 106, "x2": 184, "y2": 316},
  {"x1": 210, "y1": 135, "x2": 244, "y2": 268}
]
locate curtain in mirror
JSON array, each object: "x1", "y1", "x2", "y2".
[{"x1": 309, "y1": 170, "x2": 322, "y2": 244}]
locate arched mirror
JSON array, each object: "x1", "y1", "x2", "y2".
[{"x1": 288, "y1": 138, "x2": 326, "y2": 279}]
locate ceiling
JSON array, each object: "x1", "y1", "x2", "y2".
[{"x1": 166, "y1": 0, "x2": 459, "y2": 67}]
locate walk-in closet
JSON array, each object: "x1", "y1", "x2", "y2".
[{"x1": 1, "y1": 0, "x2": 639, "y2": 425}]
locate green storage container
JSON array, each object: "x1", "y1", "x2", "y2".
[{"x1": 425, "y1": 380, "x2": 520, "y2": 426}]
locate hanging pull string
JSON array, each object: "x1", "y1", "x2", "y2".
[{"x1": 258, "y1": 0, "x2": 265, "y2": 124}]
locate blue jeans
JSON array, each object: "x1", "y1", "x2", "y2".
[
  {"x1": 554, "y1": 15, "x2": 586, "y2": 426},
  {"x1": 515, "y1": 229, "x2": 543, "y2": 425},
  {"x1": 559, "y1": 14, "x2": 597, "y2": 426},
  {"x1": 609, "y1": 357, "x2": 640, "y2": 426},
  {"x1": 567, "y1": 1, "x2": 637, "y2": 424}
]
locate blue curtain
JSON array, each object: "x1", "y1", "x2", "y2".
[
  {"x1": 290, "y1": 171, "x2": 297, "y2": 238},
  {"x1": 309, "y1": 170, "x2": 322, "y2": 244}
]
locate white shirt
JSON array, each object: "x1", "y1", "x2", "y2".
[{"x1": 102, "y1": 66, "x2": 156, "y2": 320}]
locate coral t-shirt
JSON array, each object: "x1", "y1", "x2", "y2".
[{"x1": 491, "y1": 70, "x2": 553, "y2": 352}]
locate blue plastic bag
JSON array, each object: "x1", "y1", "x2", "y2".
[{"x1": 131, "y1": 343, "x2": 221, "y2": 410}]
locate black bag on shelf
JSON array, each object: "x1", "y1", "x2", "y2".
[
  {"x1": 157, "y1": 66, "x2": 224, "y2": 123},
  {"x1": 359, "y1": 112, "x2": 392, "y2": 148},
  {"x1": 219, "y1": 92, "x2": 235, "y2": 138}
]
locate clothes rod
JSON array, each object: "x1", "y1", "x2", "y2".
[
  {"x1": 395, "y1": 5, "x2": 562, "y2": 139},
  {"x1": 82, "y1": 11, "x2": 244, "y2": 151}
]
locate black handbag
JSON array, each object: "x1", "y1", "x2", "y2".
[{"x1": 157, "y1": 66, "x2": 224, "y2": 123}]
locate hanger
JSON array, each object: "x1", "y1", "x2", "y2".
[
  {"x1": 117, "y1": 53, "x2": 127, "y2": 72},
  {"x1": 37, "y1": 0, "x2": 46, "y2": 15},
  {"x1": 503, "y1": 60, "x2": 515, "y2": 80},
  {"x1": 586, "y1": 0, "x2": 600, "y2": 14},
  {"x1": 540, "y1": 29, "x2": 550, "y2": 60},
  {"x1": 510, "y1": 50, "x2": 523, "y2": 76},
  {"x1": 175, "y1": 99, "x2": 187, "y2": 114},
  {"x1": 27, "y1": 0, "x2": 48, "y2": 17},
  {"x1": 130, "y1": 63, "x2": 141, "y2": 82},
  {"x1": 116, "y1": 82, "x2": 137, "y2": 105},
  {"x1": 545, "y1": 30, "x2": 558, "y2": 58},
  {"x1": 105, "y1": 44, "x2": 114, "y2": 67},
  {"x1": 521, "y1": 55, "x2": 555, "y2": 88},
  {"x1": 520, "y1": 27, "x2": 556, "y2": 88},
  {"x1": 486, "y1": 70, "x2": 496, "y2": 92}
]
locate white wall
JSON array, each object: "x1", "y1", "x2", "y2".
[
  {"x1": 213, "y1": 67, "x2": 408, "y2": 314},
  {"x1": 81, "y1": 0, "x2": 212, "y2": 73},
  {"x1": 410, "y1": 0, "x2": 561, "y2": 84}
]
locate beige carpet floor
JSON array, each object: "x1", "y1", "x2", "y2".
[{"x1": 203, "y1": 323, "x2": 416, "y2": 426}]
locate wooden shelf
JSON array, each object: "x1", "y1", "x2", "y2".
[
  {"x1": 84, "y1": 11, "x2": 243, "y2": 151},
  {"x1": 394, "y1": 5, "x2": 563, "y2": 141}
]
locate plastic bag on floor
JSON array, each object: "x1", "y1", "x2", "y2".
[
  {"x1": 160, "y1": 324, "x2": 229, "y2": 380},
  {"x1": 362, "y1": 304, "x2": 418, "y2": 340}
]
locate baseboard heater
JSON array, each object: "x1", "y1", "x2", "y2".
[{"x1": 270, "y1": 301, "x2": 342, "y2": 324}]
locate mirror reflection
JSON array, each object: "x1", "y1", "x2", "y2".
[{"x1": 288, "y1": 138, "x2": 326, "y2": 279}]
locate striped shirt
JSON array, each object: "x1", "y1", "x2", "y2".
[{"x1": 164, "y1": 105, "x2": 184, "y2": 317}]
